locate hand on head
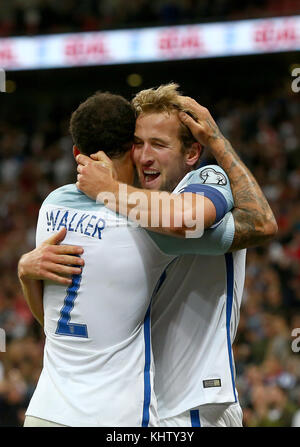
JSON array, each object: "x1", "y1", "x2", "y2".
[
  {"x1": 75, "y1": 151, "x2": 116, "y2": 200},
  {"x1": 178, "y1": 96, "x2": 223, "y2": 148}
]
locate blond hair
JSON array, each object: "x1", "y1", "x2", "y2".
[
  {"x1": 132, "y1": 83, "x2": 197, "y2": 151},
  {"x1": 132, "y1": 83, "x2": 183, "y2": 114}
]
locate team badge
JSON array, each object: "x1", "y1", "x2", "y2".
[{"x1": 200, "y1": 167, "x2": 227, "y2": 185}]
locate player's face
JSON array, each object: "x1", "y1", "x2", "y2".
[{"x1": 133, "y1": 112, "x2": 190, "y2": 192}]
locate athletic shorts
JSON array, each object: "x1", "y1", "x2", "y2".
[{"x1": 159, "y1": 402, "x2": 243, "y2": 427}]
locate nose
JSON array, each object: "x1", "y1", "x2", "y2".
[{"x1": 137, "y1": 143, "x2": 155, "y2": 166}]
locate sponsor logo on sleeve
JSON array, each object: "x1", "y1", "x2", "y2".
[{"x1": 200, "y1": 167, "x2": 227, "y2": 185}]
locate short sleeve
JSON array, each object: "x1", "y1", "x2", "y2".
[
  {"x1": 174, "y1": 165, "x2": 234, "y2": 224},
  {"x1": 148, "y1": 211, "x2": 235, "y2": 256}
]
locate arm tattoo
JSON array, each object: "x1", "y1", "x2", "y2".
[
  {"x1": 206, "y1": 118, "x2": 223, "y2": 140},
  {"x1": 208, "y1": 136, "x2": 277, "y2": 250}
]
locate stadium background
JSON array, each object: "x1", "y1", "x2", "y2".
[{"x1": 0, "y1": 0, "x2": 299, "y2": 427}]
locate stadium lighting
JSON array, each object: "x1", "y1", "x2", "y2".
[{"x1": 0, "y1": 15, "x2": 299, "y2": 71}]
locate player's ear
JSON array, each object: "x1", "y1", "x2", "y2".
[
  {"x1": 130, "y1": 143, "x2": 136, "y2": 162},
  {"x1": 73, "y1": 145, "x2": 81, "y2": 159},
  {"x1": 185, "y1": 142, "x2": 202, "y2": 167}
]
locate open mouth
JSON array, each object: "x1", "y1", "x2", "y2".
[{"x1": 143, "y1": 170, "x2": 161, "y2": 186}]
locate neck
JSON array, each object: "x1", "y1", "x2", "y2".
[{"x1": 113, "y1": 152, "x2": 134, "y2": 185}]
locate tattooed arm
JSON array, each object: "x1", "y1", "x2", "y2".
[{"x1": 179, "y1": 98, "x2": 278, "y2": 250}]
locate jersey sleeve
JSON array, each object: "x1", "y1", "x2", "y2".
[
  {"x1": 147, "y1": 211, "x2": 235, "y2": 256},
  {"x1": 174, "y1": 165, "x2": 234, "y2": 225}
]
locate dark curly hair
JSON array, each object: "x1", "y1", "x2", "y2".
[{"x1": 69, "y1": 91, "x2": 135, "y2": 158}]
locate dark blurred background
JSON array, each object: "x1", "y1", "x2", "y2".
[
  {"x1": 0, "y1": 0, "x2": 299, "y2": 36},
  {"x1": 0, "y1": 0, "x2": 299, "y2": 427}
]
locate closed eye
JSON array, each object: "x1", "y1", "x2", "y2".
[
  {"x1": 151, "y1": 139, "x2": 169, "y2": 148},
  {"x1": 133, "y1": 140, "x2": 143, "y2": 148}
]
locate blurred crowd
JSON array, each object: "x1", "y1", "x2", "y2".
[
  {"x1": 219, "y1": 87, "x2": 300, "y2": 426},
  {"x1": 0, "y1": 0, "x2": 299, "y2": 37},
  {"x1": 0, "y1": 77, "x2": 299, "y2": 426}
]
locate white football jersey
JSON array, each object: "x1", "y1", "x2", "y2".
[
  {"x1": 26, "y1": 166, "x2": 237, "y2": 427},
  {"x1": 151, "y1": 165, "x2": 247, "y2": 419},
  {"x1": 25, "y1": 184, "x2": 175, "y2": 427}
]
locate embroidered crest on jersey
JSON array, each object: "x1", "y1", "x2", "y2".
[{"x1": 200, "y1": 168, "x2": 227, "y2": 185}]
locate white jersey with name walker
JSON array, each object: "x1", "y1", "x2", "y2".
[
  {"x1": 151, "y1": 165, "x2": 247, "y2": 422},
  {"x1": 25, "y1": 184, "x2": 177, "y2": 427},
  {"x1": 25, "y1": 178, "x2": 235, "y2": 427}
]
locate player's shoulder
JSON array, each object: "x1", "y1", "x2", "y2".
[
  {"x1": 43, "y1": 184, "x2": 79, "y2": 206},
  {"x1": 174, "y1": 164, "x2": 229, "y2": 193},
  {"x1": 42, "y1": 184, "x2": 101, "y2": 212}
]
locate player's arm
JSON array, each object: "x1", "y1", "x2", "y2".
[
  {"x1": 76, "y1": 154, "x2": 221, "y2": 238},
  {"x1": 148, "y1": 210, "x2": 235, "y2": 255},
  {"x1": 178, "y1": 98, "x2": 278, "y2": 250},
  {"x1": 18, "y1": 228, "x2": 84, "y2": 326},
  {"x1": 18, "y1": 275, "x2": 44, "y2": 327}
]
